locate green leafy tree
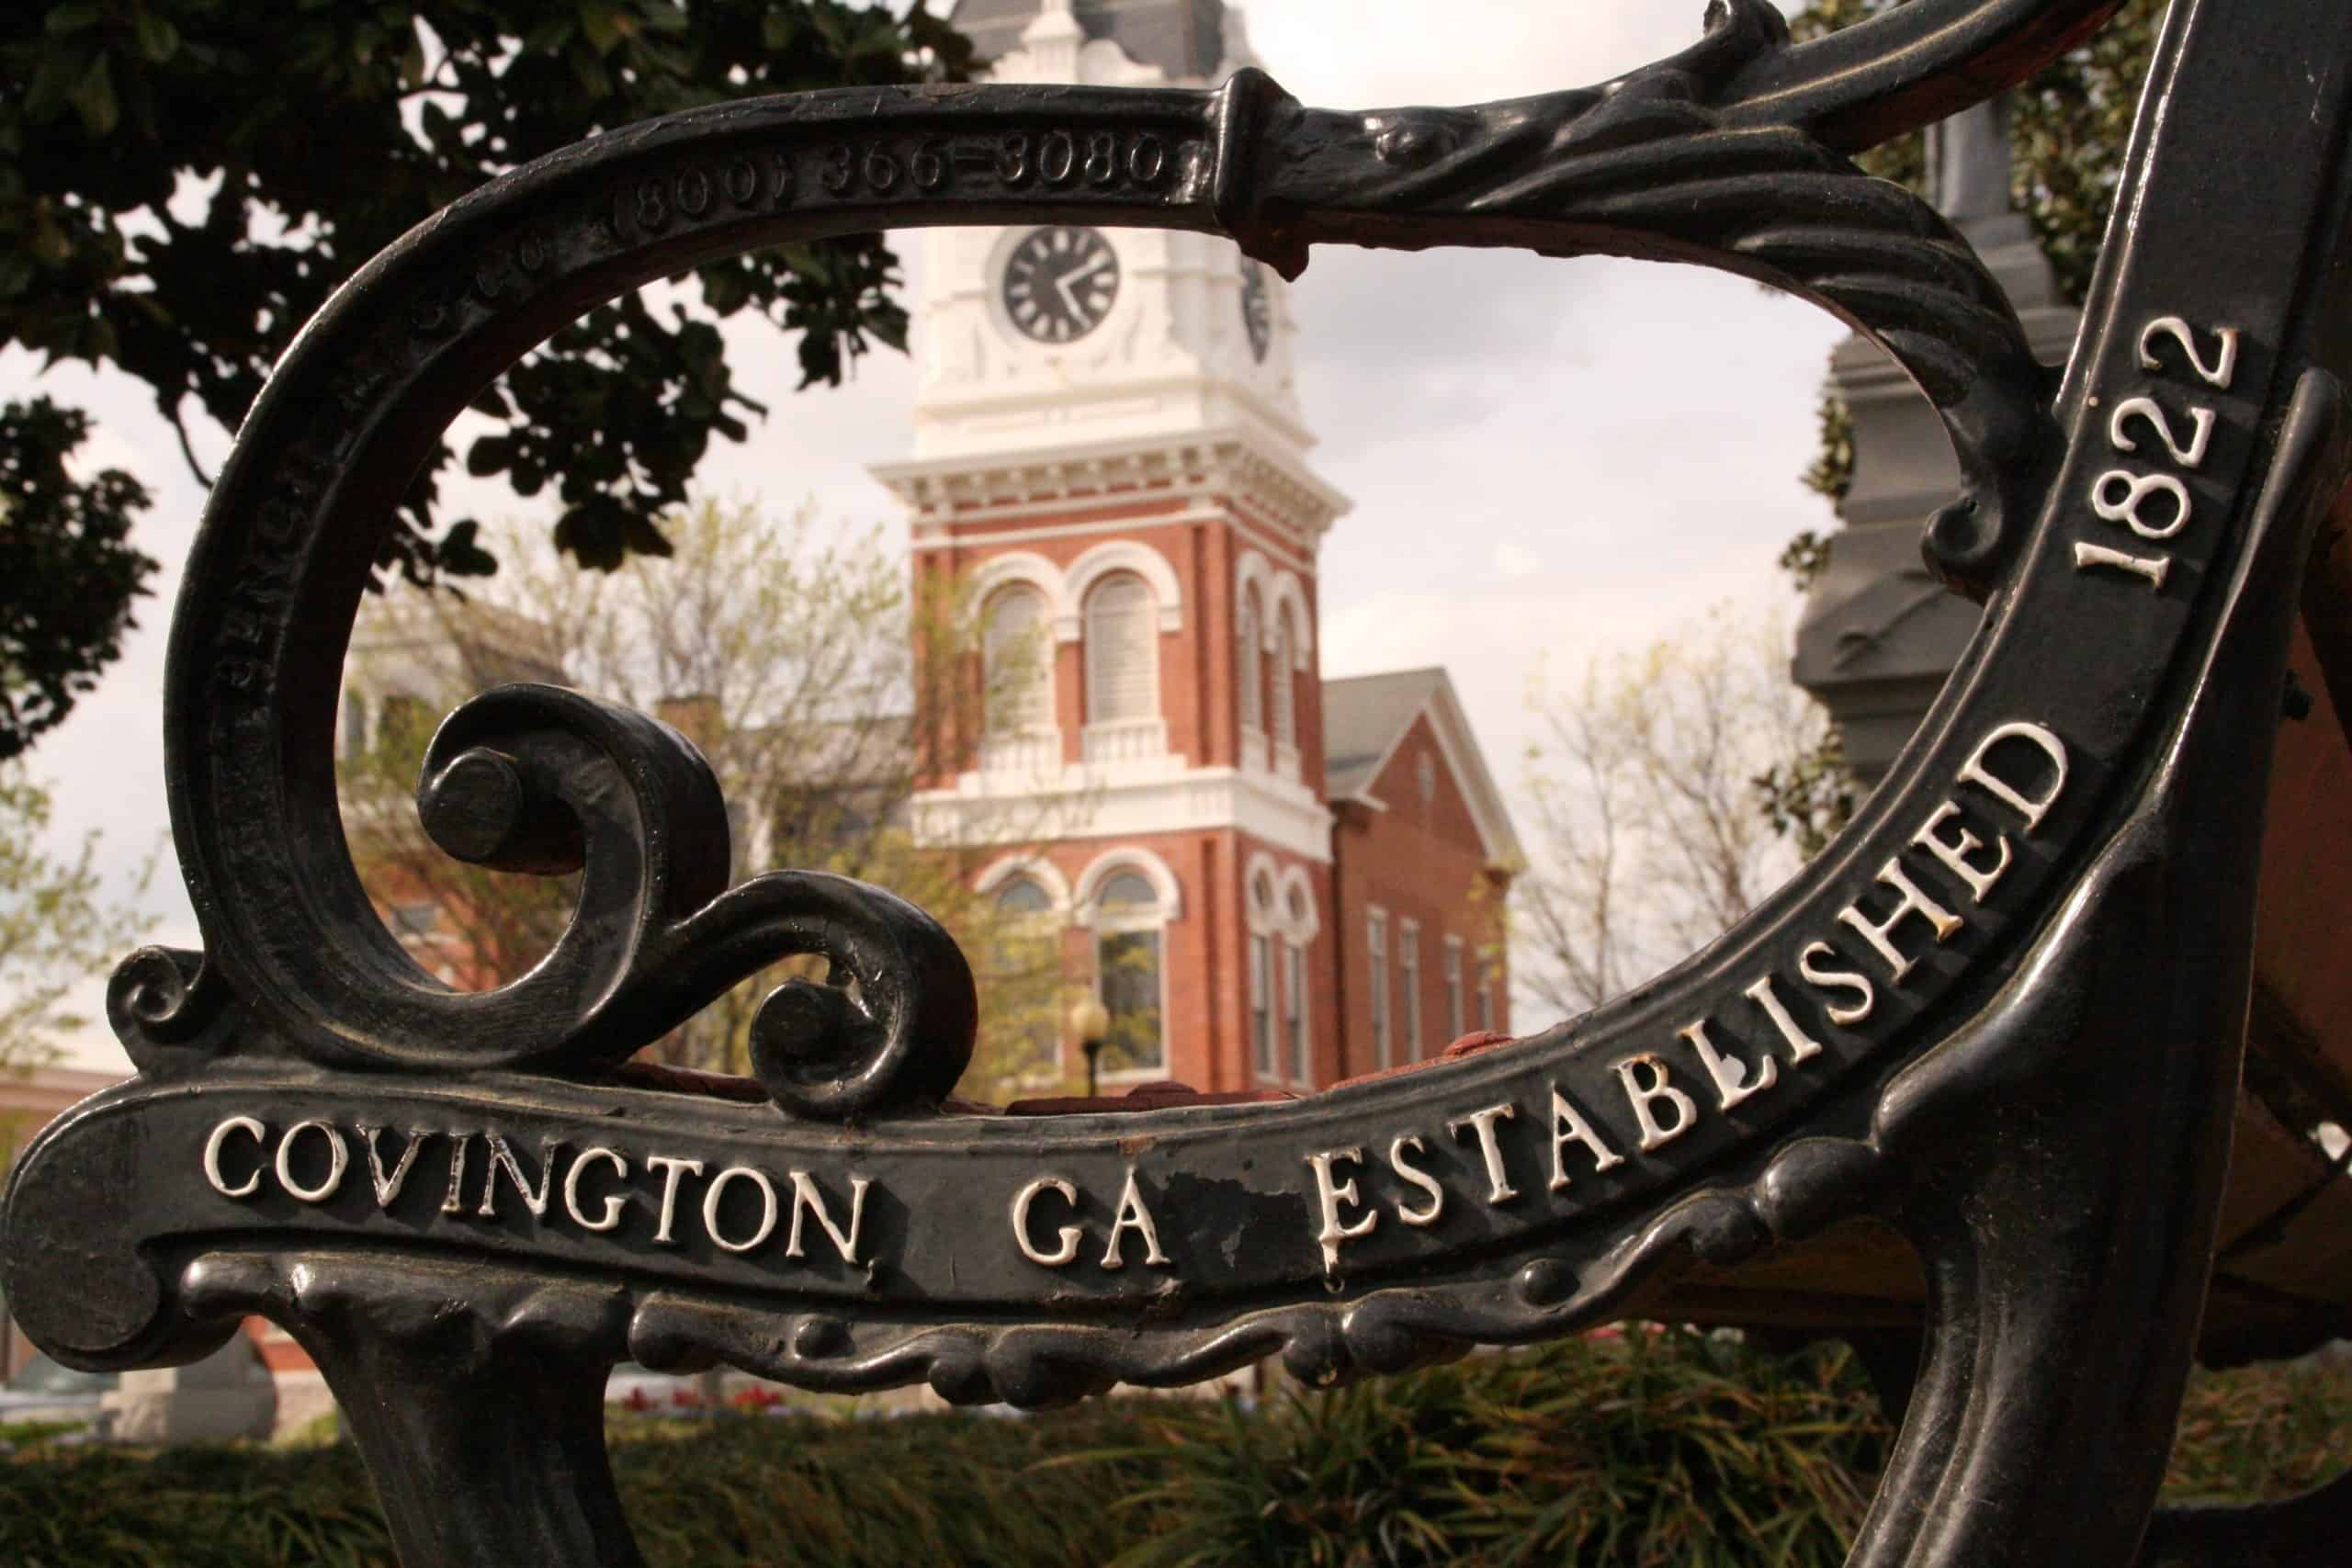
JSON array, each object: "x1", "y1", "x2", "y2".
[
  {"x1": 0, "y1": 397, "x2": 155, "y2": 758},
  {"x1": 338, "y1": 500, "x2": 1077, "y2": 1102},
  {"x1": 0, "y1": 0, "x2": 972, "y2": 734},
  {"x1": 1517, "y1": 606, "x2": 1836, "y2": 1019},
  {"x1": 0, "y1": 766, "x2": 153, "y2": 1075}
]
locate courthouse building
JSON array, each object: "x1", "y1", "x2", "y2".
[{"x1": 873, "y1": 0, "x2": 1521, "y2": 1096}]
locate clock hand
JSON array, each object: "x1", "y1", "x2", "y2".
[{"x1": 1061, "y1": 255, "x2": 1114, "y2": 288}]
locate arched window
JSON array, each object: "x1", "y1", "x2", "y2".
[
  {"x1": 342, "y1": 690, "x2": 368, "y2": 761},
  {"x1": 1084, "y1": 574, "x2": 1159, "y2": 724},
  {"x1": 1091, "y1": 869, "x2": 1166, "y2": 1077},
  {"x1": 1238, "y1": 589, "x2": 1265, "y2": 735},
  {"x1": 995, "y1": 876, "x2": 1052, "y2": 916},
  {"x1": 1270, "y1": 614, "x2": 1298, "y2": 749},
  {"x1": 984, "y1": 585, "x2": 1054, "y2": 734},
  {"x1": 1249, "y1": 869, "x2": 1277, "y2": 1080}
]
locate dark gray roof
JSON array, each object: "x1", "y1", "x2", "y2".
[
  {"x1": 950, "y1": 0, "x2": 1227, "y2": 81},
  {"x1": 1321, "y1": 667, "x2": 1449, "y2": 803}
]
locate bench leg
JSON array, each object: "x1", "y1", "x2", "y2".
[{"x1": 1845, "y1": 374, "x2": 2346, "y2": 1568}]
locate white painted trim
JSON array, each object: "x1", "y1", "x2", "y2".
[
  {"x1": 1072, "y1": 844, "x2": 1185, "y2": 924},
  {"x1": 873, "y1": 425, "x2": 1352, "y2": 546},
  {"x1": 972, "y1": 551, "x2": 1068, "y2": 621},
  {"x1": 915, "y1": 765, "x2": 1335, "y2": 865},
  {"x1": 1066, "y1": 539, "x2": 1184, "y2": 637},
  {"x1": 975, "y1": 852, "x2": 1073, "y2": 914},
  {"x1": 1267, "y1": 571, "x2": 1313, "y2": 669},
  {"x1": 916, "y1": 506, "x2": 1317, "y2": 579},
  {"x1": 1277, "y1": 864, "x2": 1322, "y2": 944}
]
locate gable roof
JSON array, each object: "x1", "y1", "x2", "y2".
[
  {"x1": 950, "y1": 0, "x2": 1228, "y2": 81},
  {"x1": 1321, "y1": 667, "x2": 1522, "y2": 869}
]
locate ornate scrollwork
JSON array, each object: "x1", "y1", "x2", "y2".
[{"x1": 21, "y1": 3, "x2": 2352, "y2": 1561}]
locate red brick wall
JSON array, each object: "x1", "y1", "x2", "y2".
[{"x1": 1332, "y1": 714, "x2": 1512, "y2": 1081}]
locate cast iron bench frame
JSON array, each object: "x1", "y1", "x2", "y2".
[{"x1": 10, "y1": 0, "x2": 2352, "y2": 1562}]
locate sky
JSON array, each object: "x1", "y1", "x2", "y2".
[{"x1": 6, "y1": 0, "x2": 1850, "y2": 1075}]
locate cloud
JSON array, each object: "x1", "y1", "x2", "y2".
[{"x1": 7, "y1": 0, "x2": 1860, "y2": 1073}]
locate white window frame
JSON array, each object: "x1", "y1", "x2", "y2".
[
  {"x1": 1082, "y1": 573, "x2": 1160, "y2": 727},
  {"x1": 1091, "y1": 869, "x2": 1170, "y2": 1082},
  {"x1": 1270, "y1": 614, "x2": 1297, "y2": 750},
  {"x1": 1283, "y1": 939, "x2": 1309, "y2": 1086},
  {"x1": 1400, "y1": 919, "x2": 1423, "y2": 1062},
  {"x1": 1444, "y1": 936, "x2": 1465, "y2": 1043},
  {"x1": 1368, "y1": 908, "x2": 1391, "y2": 1071},
  {"x1": 1238, "y1": 589, "x2": 1265, "y2": 738},
  {"x1": 982, "y1": 583, "x2": 1057, "y2": 739},
  {"x1": 1250, "y1": 931, "x2": 1274, "y2": 1081}
]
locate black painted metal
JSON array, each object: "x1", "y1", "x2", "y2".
[{"x1": 8, "y1": 0, "x2": 2352, "y2": 1562}]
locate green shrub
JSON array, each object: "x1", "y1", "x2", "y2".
[
  {"x1": 0, "y1": 1335, "x2": 2344, "y2": 1567},
  {"x1": 1102, "y1": 1332, "x2": 1885, "y2": 1568}
]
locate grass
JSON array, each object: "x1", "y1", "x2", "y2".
[{"x1": 0, "y1": 1334, "x2": 2343, "y2": 1566}]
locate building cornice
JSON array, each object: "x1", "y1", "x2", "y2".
[
  {"x1": 914, "y1": 762, "x2": 1336, "y2": 865},
  {"x1": 873, "y1": 425, "x2": 1351, "y2": 549}
]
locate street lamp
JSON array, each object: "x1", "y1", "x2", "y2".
[{"x1": 1069, "y1": 996, "x2": 1111, "y2": 1099}]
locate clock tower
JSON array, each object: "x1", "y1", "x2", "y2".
[{"x1": 872, "y1": 0, "x2": 1358, "y2": 1097}]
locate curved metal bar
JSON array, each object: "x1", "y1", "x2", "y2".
[
  {"x1": 1719, "y1": 0, "x2": 2129, "y2": 151},
  {"x1": 14, "y1": 0, "x2": 2352, "y2": 1562}
]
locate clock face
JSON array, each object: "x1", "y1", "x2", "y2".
[
  {"x1": 1238, "y1": 257, "x2": 1273, "y2": 364},
  {"x1": 1001, "y1": 227, "x2": 1121, "y2": 344}
]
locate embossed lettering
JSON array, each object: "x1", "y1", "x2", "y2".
[
  {"x1": 478, "y1": 1134, "x2": 560, "y2": 1220},
  {"x1": 1959, "y1": 722, "x2": 2070, "y2": 833},
  {"x1": 1012, "y1": 1177, "x2": 1083, "y2": 1267},
  {"x1": 1744, "y1": 975, "x2": 1825, "y2": 1064},
  {"x1": 786, "y1": 1172, "x2": 870, "y2": 1263},
  {"x1": 1613, "y1": 1055, "x2": 1698, "y2": 1152},
  {"x1": 358, "y1": 1125, "x2": 432, "y2": 1209},
  {"x1": 564, "y1": 1147, "x2": 632, "y2": 1233},
  {"x1": 1838, "y1": 859, "x2": 1964, "y2": 984},
  {"x1": 703, "y1": 1166, "x2": 779, "y2": 1254},
  {"x1": 1101, "y1": 1170, "x2": 1170, "y2": 1270},
  {"x1": 1913, "y1": 801, "x2": 2013, "y2": 902},
  {"x1": 275, "y1": 1119, "x2": 348, "y2": 1204},
  {"x1": 1306, "y1": 1147, "x2": 1378, "y2": 1271},
  {"x1": 2074, "y1": 541, "x2": 2172, "y2": 589},
  {"x1": 1447, "y1": 1103, "x2": 1521, "y2": 1205},
  {"x1": 441, "y1": 1132, "x2": 474, "y2": 1215},
  {"x1": 1798, "y1": 942, "x2": 1876, "y2": 1026},
  {"x1": 1680, "y1": 1019, "x2": 1777, "y2": 1113},
  {"x1": 1389, "y1": 1136, "x2": 1446, "y2": 1226},
  {"x1": 647, "y1": 1155, "x2": 706, "y2": 1247},
  {"x1": 203, "y1": 1116, "x2": 267, "y2": 1200},
  {"x1": 1548, "y1": 1088, "x2": 1625, "y2": 1190}
]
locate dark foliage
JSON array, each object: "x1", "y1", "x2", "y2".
[
  {"x1": 1, "y1": 1332, "x2": 2346, "y2": 1566},
  {"x1": 0, "y1": 0, "x2": 972, "y2": 624},
  {"x1": 0, "y1": 397, "x2": 154, "y2": 757}
]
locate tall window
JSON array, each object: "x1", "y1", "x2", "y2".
[
  {"x1": 1284, "y1": 941, "x2": 1307, "y2": 1083},
  {"x1": 1093, "y1": 869, "x2": 1165, "y2": 1076},
  {"x1": 1084, "y1": 574, "x2": 1158, "y2": 723},
  {"x1": 1368, "y1": 908, "x2": 1391, "y2": 1070},
  {"x1": 993, "y1": 875, "x2": 1057, "y2": 1080},
  {"x1": 1444, "y1": 936, "x2": 1465, "y2": 1041},
  {"x1": 984, "y1": 586, "x2": 1054, "y2": 733},
  {"x1": 1250, "y1": 932, "x2": 1274, "y2": 1080},
  {"x1": 1476, "y1": 967, "x2": 1496, "y2": 1034},
  {"x1": 1270, "y1": 615, "x2": 1297, "y2": 749},
  {"x1": 1400, "y1": 919, "x2": 1423, "y2": 1061},
  {"x1": 1238, "y1": 589, "x2": 1264, "y2": 735}
]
